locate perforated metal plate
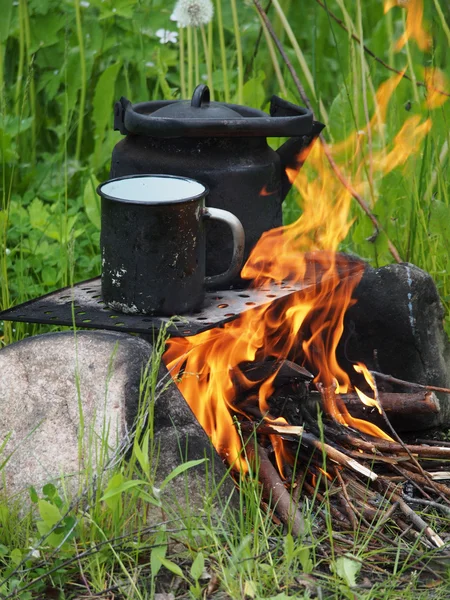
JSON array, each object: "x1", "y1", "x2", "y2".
[{"x1": 0, "y1": 276, "x2": 310, "y2": 337}]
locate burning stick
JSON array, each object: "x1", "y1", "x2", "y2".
[
  {"x1": 245, "y1": 440, "x2": 305, "y2": 537},
  {"x1": 240, "y1": 422, "x2": 377, "y2": 482},
  {"x1": 300, "y1": 432, "x2": 378, "y2": 482},
  {"x1": 307, "y1": 390, "x2": 440, "y2": 425}
]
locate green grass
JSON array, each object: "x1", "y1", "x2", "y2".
[
  {"x1": 1, "y1": 339, "x2": 449, "y2": 598},
  {"x1": 1, "y1": 0, "x2": 450, "y2": 596}
]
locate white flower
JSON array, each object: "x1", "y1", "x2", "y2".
[
  {"x1": 155, "y1": 28, "x2": 179, "y2": 44},
  {"x1": 28, "y1": 547, "x2": 40, "y2": 559},
  {"x1": 80, "y1": 1, "x2": 90, "y2": 7},
  {"x1": 171, "y1": 0, "x2": 214, "y2": 28}
]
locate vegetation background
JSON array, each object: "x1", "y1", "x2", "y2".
[
  {"x1": 0, "y1": 0, "x2": 449, "y2": 597},
  {"x1": 1, "y1": 0, "x2": 449, "y2": 345}
]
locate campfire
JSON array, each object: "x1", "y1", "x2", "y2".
[{"x1": 163, "y1": 57, "x2": 450, "y2": 570}]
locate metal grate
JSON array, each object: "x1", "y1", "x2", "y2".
[{"x1": 0, "y1": 276, "x2": 311, "y2": 337}]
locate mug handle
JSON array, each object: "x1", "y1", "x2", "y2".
[{"x1": 202, "y1": 207, "x2": 245, "y2": 289}]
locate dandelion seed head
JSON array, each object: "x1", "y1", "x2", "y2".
[{"x1": 171, "y1": 0, "x2": 214, "y2": 28}]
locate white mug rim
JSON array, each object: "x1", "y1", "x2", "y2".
[{"x1": 98, "y1": 174, "x2": 208, "y2": 205}]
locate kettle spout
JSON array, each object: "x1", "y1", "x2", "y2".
[{"x1": 277, "y1": 120, "x2": 325, "y2": 202}]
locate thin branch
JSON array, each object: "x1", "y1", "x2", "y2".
[{"x1": 372, "y1": 370, "x2": 450, "y2": 395}]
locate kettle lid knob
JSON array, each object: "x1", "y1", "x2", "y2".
[{"x1": 191, "y1": 84, "x2": 210, "y2": 108}]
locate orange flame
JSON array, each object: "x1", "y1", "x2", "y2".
[
  {"x1": 423, "y1": 67, "x2": 449, "y2": 110},
  {"x1": 354, "y1": 363, "x2": 381, "y2": 414},
  {"x1": 384, "y1": 0, "x2": 431, "y2": 52},
  {"x1": 164, "y1": 55, "x2": 434, "y2": 472}
]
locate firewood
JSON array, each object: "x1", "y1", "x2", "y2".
[
  {"x1": 307, "y1": 390, "x2": 439, "y2": 418},
  {"x1": 245, "y1": 440, "x2": 305, "y2": 536}
]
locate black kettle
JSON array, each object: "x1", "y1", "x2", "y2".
[{"x1": 111, "y1": 84, "x2": 324, "y2": 287}]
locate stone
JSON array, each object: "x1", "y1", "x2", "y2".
[
  {"x1": 338, "y1": 262, "x2": 450, "y2": 427},
  {"x1": 0, "y1": 330, "x2": 235, "y2": 509}
]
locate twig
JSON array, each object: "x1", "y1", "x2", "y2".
[
  {"x1": 402, "y1": 495, "x2": 450, "y2": 517},
  {"x1": 333, "y1": 432, "x2": 450, "y2": 459},
  {"x1": 380, "y1": 481, "x2": 445, "y2": 548},
  {"x1": 389, "y1": 464, "x2": 434, "y2": 501},
  {"x1": 371, "y1": 370, "x2": 450, "y2": 395},
  {"x1": 240, "y1": 420, "x2": 378, "y2": 481},
  {"x1": 246, "y1": 439, "x2": 305, "y2": 536},
  {"x1": 314, "y1": 0, "x2": 449, "y2": 98},
  {"x1": 372, "y1": 379, "x2": 450, "y2": 506},
  {"x1": 252, "y1": 0, "x2": 403, "y2": 264},
  {"x1": 334, "y1": 468, "x2": 358, "y2": 529},
  {"x1": 245, "y1": 0, "x2": 272, "y2": 78},
  {"x1": 302, "y1": 479, "x2": 350, "y2": 525},
  {"x1": 362, "y1": 375, "x2": 450, "y2": 509},
  {"x1": 301, "y1": 431, "x2": 378, "y2": 481},
  {"x1": 392, "y1": 466, "x2": 450, "y2": 499},
  {"x1": 376, "y1": 500, "x2": 399, "y2": 527},
  {"x1": 414, "y1": 439, "x2": 450, "y2": 448}
]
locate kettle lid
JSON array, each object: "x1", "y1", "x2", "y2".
[
  {"x1": 151, "y1": 85, "x2": 244, "y2": 120},
  {"x1": 114, "y1": 84, "x2": 320, "y2": 138}
]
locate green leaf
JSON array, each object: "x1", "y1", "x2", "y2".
[
  {"x1": 334, "y1": 554, "x2": 362, "y2": 587},
  {"x1": 160, "y1": 458, "x2": 206, "y2": 491},
  {"x1": 283, "y1": 533, "x2": 294, "y2": 563},
  {"x1": 133, "y1": 429, "x2": 150, "y2": 478},
  {"x1": 83, "y1": 174, "x2": 101, "y2": 230},
  {"x1": 10, "y1": 548, "x2": 22, "y2": 566},
  {"x1": 243, "y1": 580, "x2": 257, "y2": 598},
  {"x1": 190, "y1": 551, "x2": 205, "y2": 582},
  {"x1": 0, "y1": 0, "x2": 13, "y2": 43},
  {"x1": 28, "y1": 198, "x2": 49, "y2": 231},
  {"x1": 41, "y1": 265, "x2": 57, "y2": 285},
  {"x1": 42, "y1": 483, "x2": 57, "y2": 499},
  {"x1": 100, "y1": 479, "x2": 147, "y2": 501},
  {"x1": 160, "y1": 556, "x2": 186, "y2": 579},
  {"x1": 2, "y1": 116, "x2": 33, "y2": 136},
  {"x1": 328, "y1": 86, "x2": 355, "y2": 143},
  {"x1": 38, "y1": 499, "x2": 61, "y2": 527},
  {"x1": 91, "y1": 61, "x2": 122, "y2": 170},
  {"x1": 29, "y1": 487, "x2": 39, "y2": 504},
  {"x1": 430, "y1": 200, "x2": 450, "y2": 242},
  {"x1": 351, "y1": 215, "x2": 375, "y2": 245},
  {"x1": 150, "y1": 530, "x2": 167, "y2": 579},
  {"x1": 29, "y1": 13, "x2": 65, "y2": 53},
  {"x1": 298, "y1": 546, "x2": 313, "y2": 574},
  {"x1": 242, "y1": 71, "x2": 266, "y2": 110}
]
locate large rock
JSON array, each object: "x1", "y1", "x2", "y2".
[
  {"x1": 338, "y1": 262, "x2": 450, "y2": 427},
  {"x1": 0, "y1": 330, "x2": 234, "y2": 509}
]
